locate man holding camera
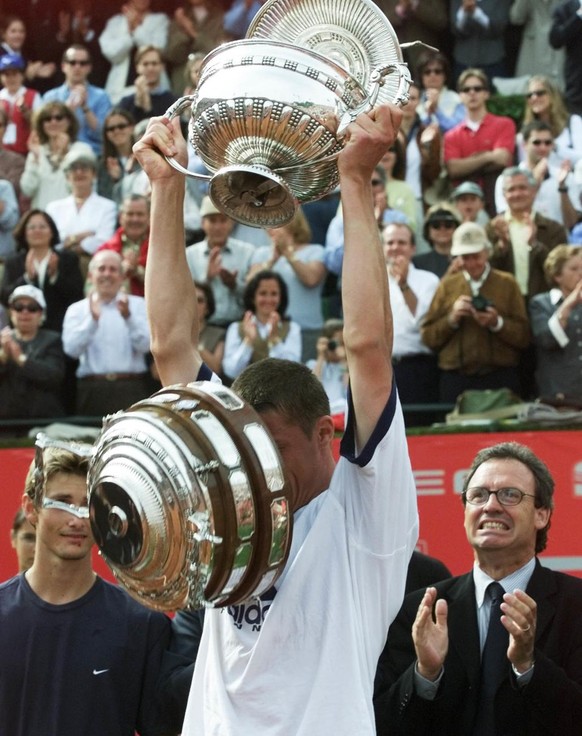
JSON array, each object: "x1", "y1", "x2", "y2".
[{"x1": 420, "y1": 222, "x2": 530, "y2": 403}]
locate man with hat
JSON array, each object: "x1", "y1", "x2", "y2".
[
  {"x1": 450, "y1": 181, "x2": 490, "y2": 227},
  {"x1": 420, "y1": 222, "x2": 530, "y2": 403},
  {"x1": 185, "y1": 196, "x2": 255, "y2": 327},
  {"x1": 0, "y1": 52, "x2": 41, "y2": 157}
]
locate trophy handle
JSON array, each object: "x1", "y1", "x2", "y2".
[{"x1": 163, "y1": 95, "x2": 212, "y2": 182}]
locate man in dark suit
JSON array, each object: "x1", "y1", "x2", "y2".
[{"x1": 375, "y1": 441, "x2": 582, "y2": 735}]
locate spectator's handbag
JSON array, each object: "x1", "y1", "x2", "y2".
[
  {"x1": 88, "y1": 382, "x2": 292, "y2": 611},
  {"x1": 446, "y1": 388, "x2": 525, "y2": 425}
]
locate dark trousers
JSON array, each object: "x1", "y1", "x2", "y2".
[{"x1": 76, "y1": 374, "x2": 153, "y2": 417}]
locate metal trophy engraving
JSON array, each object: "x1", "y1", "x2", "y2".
[
  {"x1": 163, "y1": 0, "x2": 413, "y2": 228},
  {"x1": 88, "y1": 382, "x2": 291, "y2": 611}
]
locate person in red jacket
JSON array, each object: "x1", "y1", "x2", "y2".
[{"x1": 0, "y1": 52, "x2": 41, "y2": 157}]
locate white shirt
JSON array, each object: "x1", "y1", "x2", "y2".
[
  {"x1": 388, "y1": 263, "x2": 440, "y2": 358},
  {"x1": 47, "y1": 192, "x2": 118, "y2": 255},
  {"x1": 222, "y1": 317, "x2": 302, "y2": 379}
]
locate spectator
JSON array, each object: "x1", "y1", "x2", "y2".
[
  {"x1": 495, "y1": 121, "x2": 581, "y2": 231},
  {"x1": 10, "y1": 507, "x2": 35, "y2": 574},
  {"x1": 62, "y1": 249, "x2": 151, "y2": 416},
  {"x1": 444, "y1": 67, "x2": 516, "y2": 217},
  {"x1": 191, "y1": 280, "x2": 225, "y2": 376},
  {"x1": 20, "y1": 100, "x2": 94, "y2": 210},
  {"x1": 416, "y1": 51, "x2": 465, "y2": 134},
  {"x1": 413, "y1": 202, "x2": 462, "y2": 279},
  {"x1": 450, "y1": 180, "x2": 489, "y2": 226},
  {"x1": 165, "y1": 0, "x2": 225, "y2": 96},
  {"x1": 222, "y1": 269, "x2": 302, "y2": 381},
  {"x1": 0, "y1": 51, "x2": 41, "y2": 157},
  {"x1": 0, "y1": 14, "x2": 56, "y2": 92},
  {"x1": 248, "y1": 208, "x2": 327, "y2": 361},
  {"x1": 378, "y1": 136, "x2": 418, "y2": 231},
  {"x1": 307, "y1": 318, "x2": 348, "y2": 420},
  {"x1": 0, "y1": 179, "x2": 19, "y2": 262},
  {"x1": 449, "y1": 0, "x2": 511, "y2": 83},
  {"x1": 42, "y1": 44, "x2": 112, "y2": 155},
  {"x1": 1, "y1": 209, "x2": 84, "y2": 333},
  {"x1": 223, "y1": 0, "x2": 266, "y2": 39},
  {"x1": 376, "y1": 441, "x2": 582, "y2": 736},
  {"x1": 488, "y1": 167, "x2": 569, "y2": 301},
  {"x1": 529, "y1": 244, "x2": 582, "y2": 400},
  {"x1": 383, "y1": 222, "x2": 440, "y2": 405},
  {"x1": 0, "y1": 284, "x2": 65, "y2": 418},
  {"x1": 180, "y1": 49, "x2": 205, "y2": 99},
  {"x1": 421, "y1": 222, "x2": 530, "y2": 403},
  {"x1": 519, "y1": 74, "x2": 582, "y2": 167},
  {"x1": 549, "y1": 0, "x2": 582, "y2": 116},
  {"x1": 118, "y1": 45, "x2": 176, "y2": 123},
  {"x1": 185, "y1": 196, "x2": 254, "y2": 327},
  {"x1": 510, "y1": 0, "x2": 565, "y2": 89},
  {"x1": 96, "y1": 193, "x2": 150, "y2": 296},
  {"x1": 96, "y1": 107, "x2": 142, "y2": 204},
  {"x1": 0, "y1": 437, "x2": 171, "y2": 734},
  {"x1": 46, "y1": 150, "x2": 118, "y2": 272},
  {"x1": 98, "y1": 0, "x2": 169, "y2": 105},
  {"x1": 0, "y1": 106, "x2": 25, "y2": 206}
]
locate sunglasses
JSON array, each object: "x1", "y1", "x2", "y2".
[
  {"x1": 11, "y1": 303, "x2": 42, "y2": 313},
  {"x1": 526, "y1": 89, "x2": 547, "y2": 99},
  {"x1": 106, "y1": 123, "x2": 130, "y2": 133},
  {"x1": 430, "y1": 220, "x2": 456, "y2": 229},
  {"x1": 423, "y1": 67, "x2": 444, "y2": 75},
  {"x1": 44, "y1": 114, "x2": 65, "y2": 122},
  {"x1": 461, "y1": 85, "x2": 485, "y2": 94},
  {"x1": 530, "y1": 139, "x2": 553, "y2": 146},
  {"x1": 65, "y1": 59, "x2": 90, "y2": 66}
]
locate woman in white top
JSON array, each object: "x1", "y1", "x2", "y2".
[
  {"x1": 222, "y1": 270, "x2": 301, "y2": 381},
  {"x1": 20, "y1": 101, "x2": 94, "y2": 210}
]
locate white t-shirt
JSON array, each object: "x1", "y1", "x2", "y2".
[{"x1": 182, "y1": 387, "x2": 419, "y2": 735}]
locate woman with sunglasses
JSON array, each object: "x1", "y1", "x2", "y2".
[
  {"x1": 20, "y1": 101, "x2": 93, "y2": 210},
  {"x1": 520, "y1": 75, "x2": 582, "y2": 168},
  {"x1": 416, "y1": 51, "x2": 465, "y2": 134},
  {"x1": 97, "y1": 107, "x2": 142, "y2": 204},
  {"x1": 0, "y1": 209, "x2": 84, "y2": 333},
  {"x1": 413, "y1": 202, "x2": 462, "y2": 279},
  {"x1": 0, "y1": 284, "x2": 65, "y2": 418}
]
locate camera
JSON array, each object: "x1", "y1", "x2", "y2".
[
  {"x1": 471, "y1": 294, "x2": 493, "y2": 312},
  {"x1": 327, "y1": 339, "x2": 337, "y2": 351}
]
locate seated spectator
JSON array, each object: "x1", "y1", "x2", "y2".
[
  {"x1": 495, "y1": 121, "x2": 581, "y2": 231},
  {"x1": 529, "y1": 244, "x2": 582, "y2": 400},
  {"x1": 549, "y1": 1, "x2": 582, "y2": 117},
  {"x1": 42, "y1": 44, "x2": 112, "y2": 156},
  {"x1": 62, "y1": 250, "x2": 152, "y2": 416},
  {"x1": 96, "y1": 194, "x2": 149, "y2": 296},
  {"x1": 0, "y1": 284, "x2": 65, "y2": 418},
  {"x1": 46, "y1": 150, "x2": 118, "y2": 273},
  {"x1": 416, "y1": 51, "x2": 465, "y2": 134},
  {"x1": 413, "y1": 203, "x2": 462, "y2": 279},
  {"x1": 0, "y1": 179, "x2": 19, "y2": 262},
  {"x1": 165, "y1": 0, "x2": 225, "y2": 96},
  {"x1": 181, "y1": 51, "x2": 205, "y2": 99},
  {"x1": 487, "y1": 167, "x2": 569, "y2": 301},
  {"x1": 98, "y1": 0, "x2": 169, "y2": 105},
  {"x1": 0, "y1": 107, "x2": 25, "y2": 207},
  {"x1": 96, "y1": 107, "x2": 142, "y2": 205},
  {"x1": 194, "y1": 280, "x2": 225, "y2": 376},
  {"x1": 20, "y1": 100, "x2": 94, "y2": 210},
  {"x1": 421, "y1": 222, "x2": 530, "y2": 403},
  {"x1": 444, "y1": 68, "x2": 516, "y2": 217},
  {"x1": 185, "y1": 196, "x2": 254, "y2": 327},
  {"x1": 0, "y1": 52, "x2": 41, "y2": 157},
  {"x1": 1, "y1": 209, "x2": 84, "y2": 333},
  {"x1": 519, "y1": 75, "x2": 582, "y2": 167},
  {"x1": 510, "y1": 0, "x2": 565, "y2": 89},
  {"x1": 450, "y1": 180, "x2": 489, "y2": 227},
  {"x1": 118, "y1": 45, "x2": 176, "y2": 124},
  {"x1": 307, "y1": 318, "x2": 348, "y2": 421},
  {"x1": 10, "y1": 507, "x2": 36, "y2": 574},
  {"x1": 383, "y1": 222, "x2": 440, "y2": 406},
  {"x1": 222, "y1": 270, "x2": 301, "y2": 381},
  {"x1": 247, "y1": 208, "x2": 327, "y2": 361},
  {"x1": 0, "y1": 14, "x2": 56, "y2": 93}
]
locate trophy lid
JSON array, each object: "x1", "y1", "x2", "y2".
[{"x1": 247, "y1": 0, "x2": 404, "y2": 106}]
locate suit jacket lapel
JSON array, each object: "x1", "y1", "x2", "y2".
[
  {"x1": 526, "y1": 559, "x2": 557, "y2": 643},
  {"x1": 445, "y1": 573, "x2": 482, "y2": 687}
]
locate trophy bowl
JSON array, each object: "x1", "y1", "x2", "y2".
[
  {"x1": 88, "y1": 382, "x2": 292, "y2": 612},
  {"x1": 165, "y1": 36, "x2": 411, "y2": 227}
]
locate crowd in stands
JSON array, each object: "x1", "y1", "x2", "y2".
[{"x1": 1, "y1": 0, "x2": 582, "y2": 425}]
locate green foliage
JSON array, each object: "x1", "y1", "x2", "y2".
[{"x1": 487, "y1": 95, "x2": 525, "y2": 129}]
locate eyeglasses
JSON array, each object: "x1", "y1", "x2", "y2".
[
  {"x1": 11, "y1": 303, "x2": 42, "y2": 313},
  {"x1": 461, "y1": 85, "x2": 485, "y2": 94},
  {"x1": 530, "y1": 139, "x2": 553, "y2": 146},
  {"x1": 423, "y1": 67, "x2": 444, "y2": 75},
  {"x1": 41, "y1": 497, "x2": 90, "y2": 519},
  {"x1": 463, "y1": 487, "x2": 537, "y2": 507},
  {"x1": 106, "y1": 123, "x2": 130, "y2": 133},
  {"x1": 526, "y1": 89, "x2": 547, "y2": 99},
  {"x1": 430, "y1": 220, "x2": 456, "y2": 229},
  {"x1": 44, "y1": 114, "x2": 65, "y2": 122},
  {"x1": 65, "y1": 59, "x2": 90, "y2": 66},
  {"x1": 371, "y1": 179, "x2": 384, "y2": 186}
]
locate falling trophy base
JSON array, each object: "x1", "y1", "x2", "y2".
[{"x1": 208, "y1": 164, "x2": 297, "y2": 228}]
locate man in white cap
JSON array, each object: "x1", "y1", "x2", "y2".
[
  {"x1": 185, "y1": 196, "x2": 255, "y2": 327},
  {"x1": 450, "y1": 181, "x2": 489, "y2": 227},
  {"x1": 421, "y1": 222, "x2": 530, "y2": 403}
]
